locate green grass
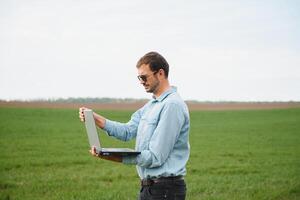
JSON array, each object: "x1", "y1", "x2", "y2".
[{"x1": 0, "y1": 107, "x2": 299, "y2": 200}]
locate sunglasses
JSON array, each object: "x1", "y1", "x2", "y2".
[{"x1": 137, "y1": 71, "x2": 158, "y2": 82}]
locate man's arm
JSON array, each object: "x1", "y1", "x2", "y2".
[{"x1": 80, "y1": 107, "x2": 141, "y2": 141}]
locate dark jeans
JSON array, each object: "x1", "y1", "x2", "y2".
[{"x1": 138, "y1": 179, "x2": 186, "y2": 200}]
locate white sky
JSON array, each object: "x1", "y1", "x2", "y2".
[{"x1": 1, "y1": 0, "x2": 300, "y2": 101}]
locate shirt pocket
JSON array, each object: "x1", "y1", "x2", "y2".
[
  {"x1": 143, "y1": 117, "x2": 159, "y2": 133},
  {"x1": 145, "y1": 117, "x2": 158, "y2": 126},
  {"x1": 137, "y1": 117, "x2": 159, "y2": 149}
]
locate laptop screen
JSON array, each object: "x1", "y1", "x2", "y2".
[{"x1": 84, "y1": 109, "x2": 101, "y2": 150}]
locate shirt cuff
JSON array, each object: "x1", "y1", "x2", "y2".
[{"x1": 122, "y1": 155, "x2": 138, "y2": 165}]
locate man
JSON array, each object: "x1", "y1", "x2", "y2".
[{"x1": 79, "y1": 52, "x2": 190, "y2": 200}]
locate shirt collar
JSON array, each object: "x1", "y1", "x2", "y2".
[{"x1": 151, "y1": 86, "x2": 177, "y2": 102}]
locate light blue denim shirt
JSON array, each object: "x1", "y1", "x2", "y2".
[{"x1": 103, "y1": 86, "x2": 190, "y2": 179}]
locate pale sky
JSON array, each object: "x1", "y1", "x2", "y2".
[{"x1": 1, "y1": 0, "x2": 300, "y2": 101}]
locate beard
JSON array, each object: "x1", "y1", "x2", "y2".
[{"x1": 144, "y1": 78, "x2": 160, "y2": 94}]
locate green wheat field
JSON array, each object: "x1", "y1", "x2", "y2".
[{"x1": 0, "y1": 107, "x2": 299, "y2": 200}]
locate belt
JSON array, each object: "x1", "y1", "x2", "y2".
[{"x1": 141, "y1": 176, "x2": 184, "y2": 186}]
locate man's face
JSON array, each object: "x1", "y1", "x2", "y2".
[{"x1": 137, "y1": 64, "x2": 160, "y2": 94}]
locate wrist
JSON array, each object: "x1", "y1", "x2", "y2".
[{"x1": 93, "y1": 113, "x2": 106, "y2": 129}]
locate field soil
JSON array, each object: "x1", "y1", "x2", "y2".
[{"x1": 1, "y1": 101, "x2": 300, "y2": 110}]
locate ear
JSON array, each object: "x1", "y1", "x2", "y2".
[{"x1": 158, "y1": 69, "x2": 164, "y2": 77}]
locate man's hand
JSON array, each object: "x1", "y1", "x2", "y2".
[
  {"x1": 89, "y1": 146, "x2": 122, "y2": 163},
  {"x1": 89, "y1": 146, "x2": 99, "y2": 156},
  {"x1": 79, "y1": 107, "x2": 106, "y2": 128},
  {"x1": 79, "y1": 107, "x2": 87, "y2": 122}
]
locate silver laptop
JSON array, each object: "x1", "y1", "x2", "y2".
[{"x1": 84, "y1": 109, "x2": 140, "y2": 156}]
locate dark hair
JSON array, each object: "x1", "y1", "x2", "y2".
[{"x1": 136, "y1": 52, "x2": 169, "y2": 78}]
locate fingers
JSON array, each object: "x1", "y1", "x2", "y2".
[
  {"x1": 89, "y1": 146, "x2": 99, "y2": 157},
  {"x1": 79, "y1": 107, "x2": 87, "y2": 122}
]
